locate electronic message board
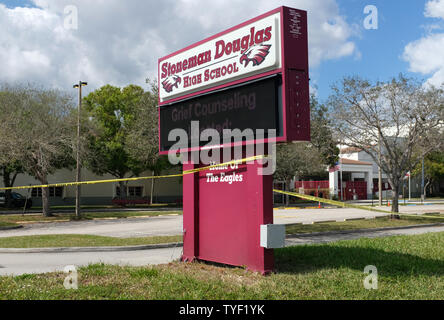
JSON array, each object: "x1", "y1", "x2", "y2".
[{"x1": 159, "y1": 76, "x2": 281, "y2": 152}]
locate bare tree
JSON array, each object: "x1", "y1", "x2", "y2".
[
  {"x1": 0, "y1": 84, "x2": 26, "y2": 205},
  {"x1": 2, "y1": 84, "x2": 75, "y2": 216},
  {"x1": 328, "y1": 75, "x2": 444, "y2": 214}
]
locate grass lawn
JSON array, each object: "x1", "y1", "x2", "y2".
[
  {"x1": 0, "y1": 234, "x2": 183, "y2": 248},
  {"x1": 0, "y1": 222, "x2": 19, "y2": 228},
  {"x1": 285, "y1": 215, "x2": 444, "y2": 235},
  {"x1": 0, "y1": 210, "x2": 182, "y2": 224},
  {"x1": 30, "y1": 203, "x2": 178, "y2": 210},
  {"x1": 0, "y1": 232, "x2": 442, "y2": 299}
]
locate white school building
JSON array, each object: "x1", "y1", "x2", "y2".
[
  {"x1": 329, "y1": 147, "x2": 421, "y2": 200},
  {"x1": 1, "y1": 168, "x2": 183, "y2": 206}
]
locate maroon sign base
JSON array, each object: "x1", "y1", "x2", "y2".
[{"x1": 182, "y1": 154, "x2": 274, "y2": 274}]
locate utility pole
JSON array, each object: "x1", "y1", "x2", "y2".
[
  {"x1": 378, "y1": 132, "x2": 382, "y2": 206},
  {"x1": 73, "y1": 81, "x2": 87, "y2": 219},
  {"x1": 421, "y1": 156, "x2": 425, "y2": 203},
  {"x1": 408, "y1": 171, "x2": 411, "y2": 201},
  {"x1": 340, "y1": 159, "x2": 343, "y2": 201}
]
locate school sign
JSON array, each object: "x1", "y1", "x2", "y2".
[{"x1": 158, "y1": 6, "x2": 309, "y2": 274}]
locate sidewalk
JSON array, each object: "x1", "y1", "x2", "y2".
[{"x1": 346, "y1": 199, "x2": 444, "y2": 205}]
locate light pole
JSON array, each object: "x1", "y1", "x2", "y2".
[
  {"x1": 421, "y1": 156, "x2": 425, "y2": 203},
  {"x1": 378, "y1": 131, "x2": 382, "y2": 206},
  {"x1": 408, "y1": 171, "x2": 411, "y2": 201},
  {"x1": 340, "y1": 159, "x2": 343, "y2": 201},
  {"x1": 73, "y1": 81, "x2": 87, "y2": 219}
]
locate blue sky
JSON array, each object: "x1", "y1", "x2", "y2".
[
  {"x1": 0, "y1": 0, "x2": 443, "y2": 103},
  {"x1": 1, "y1": 0, "x2": 34, "y2": 8},
  {"x1": 314, "y1": 0, "x2": 431, "y2": 100}
]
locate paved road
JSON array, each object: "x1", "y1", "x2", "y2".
[
  {"x1": 0, "y1": 246, "x2": 183, "y2": 276},
  {"x1": 383, "y1": 204, "x2": 444, "y2": 214},
  {"x1": 0, "y1": 214, "x2": 184, "y2": 238},
  {"x1": 1, "y1": 225, "x2": 443, "y2": 276},
  {"x1": 275, "y1": 204, "x2": 444, "y2": 225},
  {"x1": 1, "y1": 204, "x2": 442, "y2": 239}
]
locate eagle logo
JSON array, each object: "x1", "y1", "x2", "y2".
[
  {"x1": 162, "y1": 75, "x2": 181, "y2": 93},
  {"x1": 239, "y1": 44, "x2": 271, "y2": 67}
]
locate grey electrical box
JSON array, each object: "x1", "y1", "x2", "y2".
[{"x1": 260, "y1": 224, "x2": 285, "y2": 249}]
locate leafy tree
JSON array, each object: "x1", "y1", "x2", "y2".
[
  {"x1": 274, "y1": 143, "x2": 326, "y2": 204},
  {"x1": 412, "y1": 151, "x2": 444, "y2": 196},
  {"x1": 310, "y1": 95, "x2": 340, "y2": 168},
  {"x1": 83, "y1": 84, "x2": 147, "y2": 199},
  {"x1": 274, "y1": 95, "x2": 339, "y2": 205},
  {"x1": 328, "y1": 74, "x2": 443, "y2": 214},
  {"x1": 124, "y1": 80, "x2": 177, "y2": 204}
]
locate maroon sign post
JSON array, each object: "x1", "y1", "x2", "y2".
[
  {"x1": 182, "y1": 154, "x2": 274, "y2": 273},
  {"x1": 158, "y1": 6, "x2": 309, "y2": 274}
]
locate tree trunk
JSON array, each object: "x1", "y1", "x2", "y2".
[
  {"x1": 11, "y1": 172, "x2": 18, "y2": 188},
  {"x1": 41, "y1": 178, "x2": 52, "y2": 217},
  {"x1": 119, "y1": 181, "x2": 127, "y2": 199},
  {"x1": 424, "y1": 180, "x2": 431, "y2": 198},
  {"x1": 150, "y1": 170, "x2": 155, "y2": 205},
  {"x1": 391, "y1": 184, "x2": 400, "y2": 217},
  {"x1": 2, "y1": 168, "x2": 12, "y2": 207},
  {"x1": 285, "y1": 178, "x2": 291, "y2": 206}
]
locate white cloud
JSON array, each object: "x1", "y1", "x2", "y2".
[
  {"x1": 404, "y1": 33, "x2": 444, "y2": 74},
  {"x1": 0, "y1": 0, "x2": 358, "y2": 92},
  {"x1": 403, "y1": 0, "x2": 444, "y2": 87},
  {"x1": 425, "y1": 0, "x2": 444, "y2": 19}
]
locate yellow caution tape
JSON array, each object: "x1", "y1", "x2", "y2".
[
  {"x1": 183, "y1": 154, "x2": 267, "y2": 174},
  {"x1": 273, "y1": 189, "x2": 444, "y2": 220},
  {"x1": 0, "y1": 155, "x2": 268, "y2": 191},
  {"x1": 2, "y1": 154, "x2": 443, "y2": 221},
  {"x1": 273, "y1": 189, "x2": 389, "y2": 213}
]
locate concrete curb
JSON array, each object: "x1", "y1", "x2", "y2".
[
  {"x1": 0, "y1": 225, "x2": 23, "y2": 231},
  {"x1": 5, "y1": 213, "x2": 182, "y2": 226},
  {"x1": 286, "y1": 222, "x2": 444, "y2": 238},
  {"x1": 0, "y1": 242, "x2": 183, "y2": 253}
]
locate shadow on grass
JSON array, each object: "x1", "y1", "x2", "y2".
[{"x1": 275, "y1": 244, "x2": 444, "y2": 277}]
